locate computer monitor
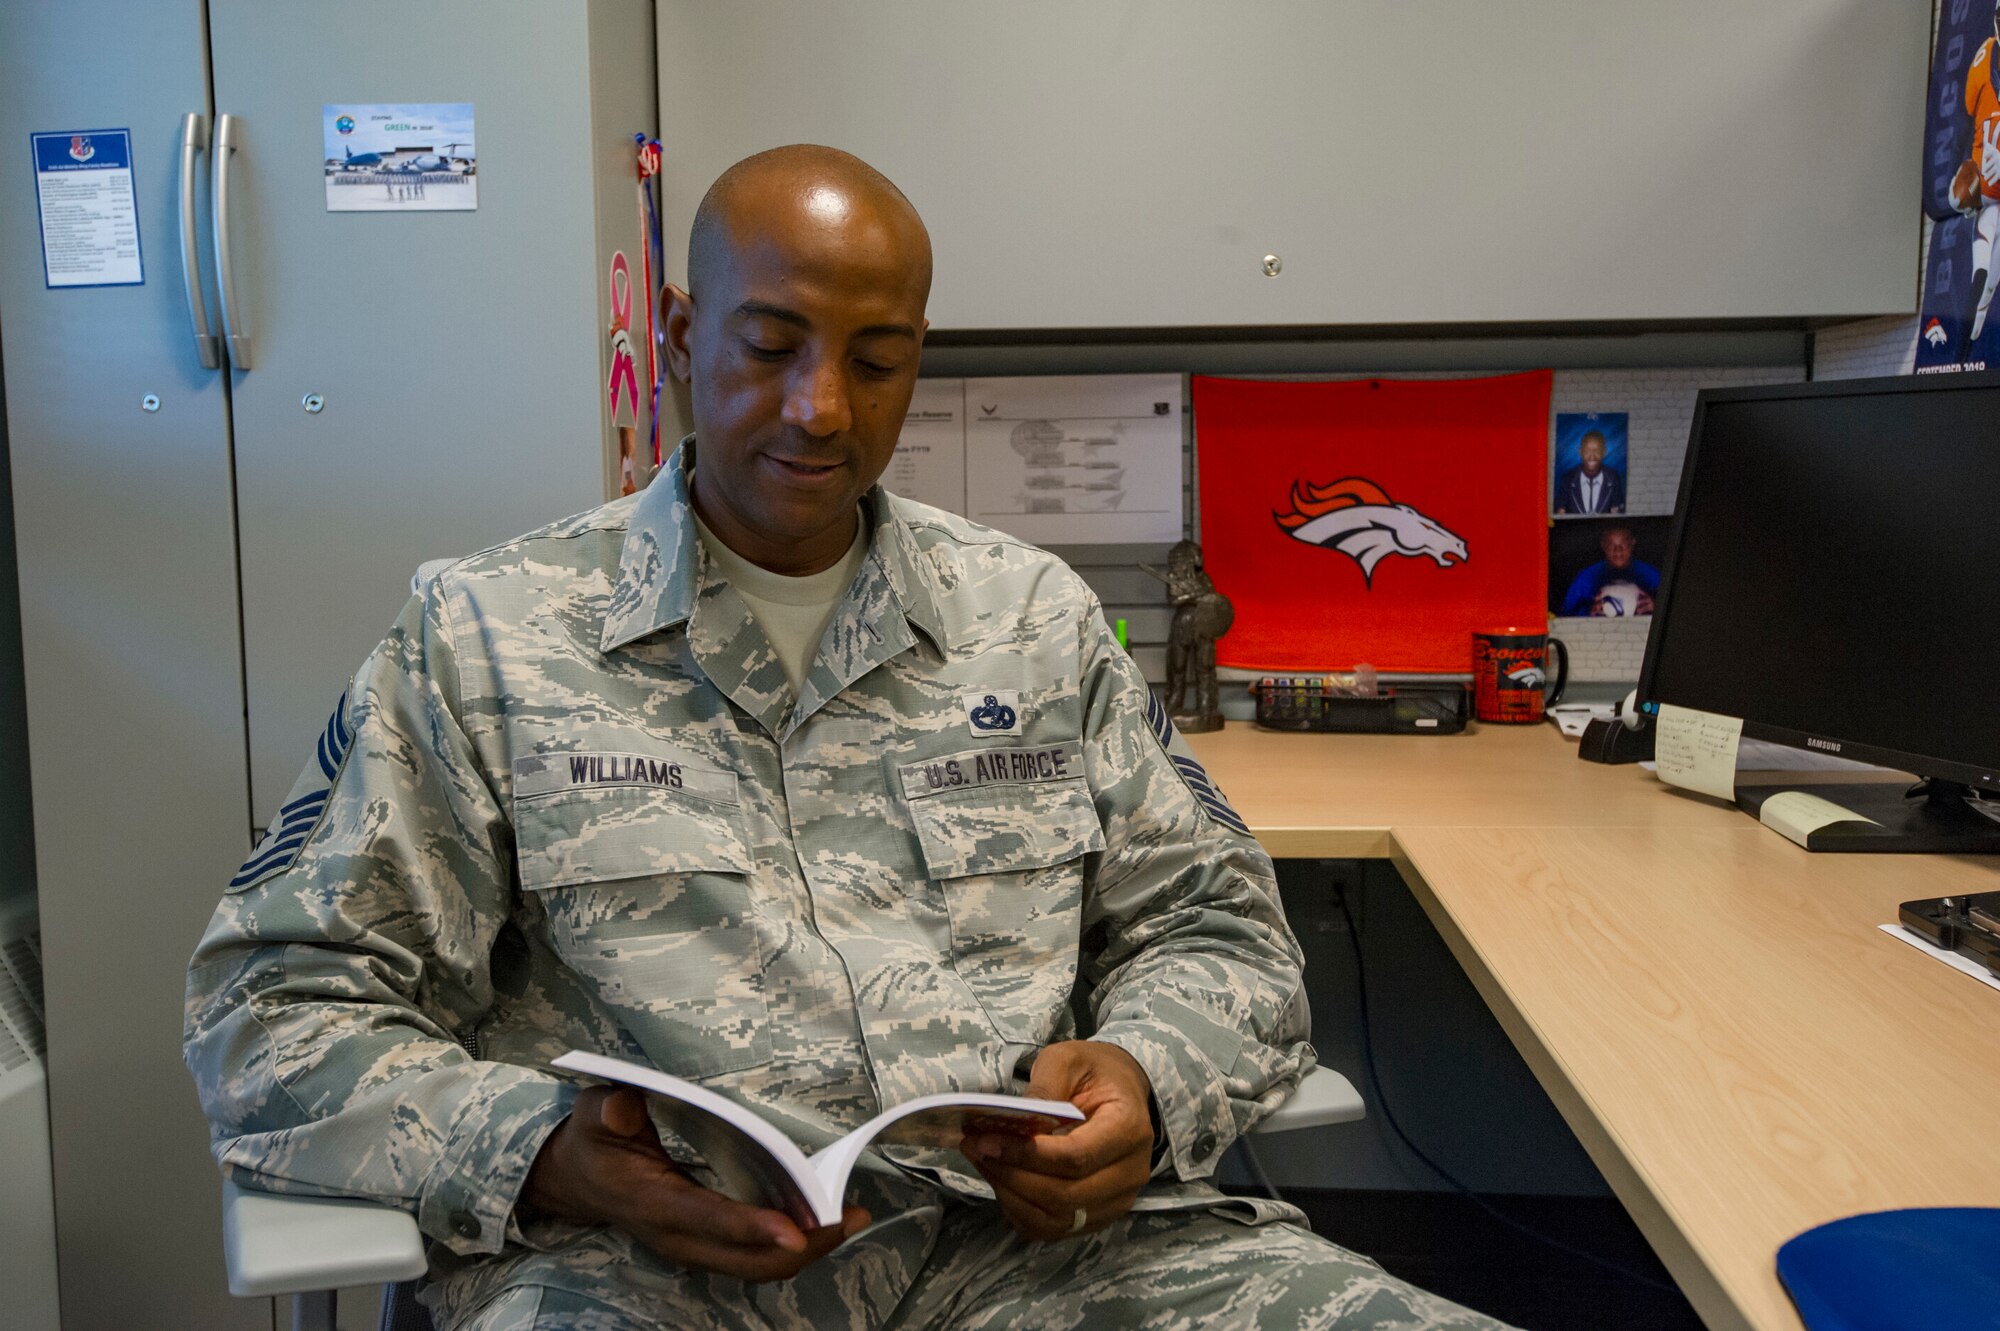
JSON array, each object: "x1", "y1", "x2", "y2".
[{"x1": 1638, "y1": 372, "x2": 2000, "y2": 852}]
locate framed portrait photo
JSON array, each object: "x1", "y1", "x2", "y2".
[{"x1": 1552, "y1": 412, "x2": 1629, "y2": 517}]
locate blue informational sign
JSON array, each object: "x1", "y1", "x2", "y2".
[{"x1": 29, "y1": 128, "x2": 143, "y2": 288}]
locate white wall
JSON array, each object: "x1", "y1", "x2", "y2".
[{"x1": 1815, "y1": 314, "x2": 1920, "y2": 379}]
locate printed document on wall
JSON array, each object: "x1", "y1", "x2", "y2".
[
  {"x1": 887, "y1": 379, "x2": 969, "y2": 514},
  {"x1": 963, "y1": 375, "x2": 1184, "y2": 544}
]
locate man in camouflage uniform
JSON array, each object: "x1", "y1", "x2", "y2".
[{"x1": 185, "y1": 145, "x2": 1512, "y2": 1330}]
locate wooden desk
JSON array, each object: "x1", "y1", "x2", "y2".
[{"x1": 1185, "y1": 724, "x2": 2000, "y2": 1331}]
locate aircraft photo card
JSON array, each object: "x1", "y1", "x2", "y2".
[{"x1": 323, "y1": 103, "x2": 476, "y2": 212}]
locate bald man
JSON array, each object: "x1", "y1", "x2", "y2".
[{"x1": 186, "y1": 147, "x2": 1513, "y2": 1331}]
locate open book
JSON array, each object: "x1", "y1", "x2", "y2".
[{"x1": 552, "y1": 1050, "x2": 1085, "y2": 1229}]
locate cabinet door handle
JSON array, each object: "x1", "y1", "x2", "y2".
[
  {"x1": 177, "y1": 114, "x2": 221, "y2": 370},
  {"x1": 211, "y1": 113, "x2": 253, "y2": 370}
]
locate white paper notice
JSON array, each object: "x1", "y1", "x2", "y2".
[
  {"x1": 963, "y1": 375, "x2": 1184, "y2": 544},
  {"x1": 887, "y1": 379, "x2": 969, "y2": 514},
  {"x1": 31, "y1": 130, "x2": 143, "y2": 288},
  {"x1": 1757, "y1": 790, "x2": 1879, "y2": 848},
  {"x1": 1653, "y1": 703, "x2": 1743, "y2": 801}
]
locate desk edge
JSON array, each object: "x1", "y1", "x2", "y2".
[{"x1": 1386, "y1": 833, "x2": 1765, "y2": 1331}]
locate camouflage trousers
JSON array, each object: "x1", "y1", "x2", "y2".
[{"x1": 443, "y1": 1204, "x2": 1516, "y2": 1331}]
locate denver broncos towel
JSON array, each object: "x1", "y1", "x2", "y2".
[{"x1": 1193, "y1": 371, "x2": 1551, "y2": 673}]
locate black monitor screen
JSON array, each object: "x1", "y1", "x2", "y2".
[{"x1": 1641, "y1": 376, "x2": 2000, "y2": 785}]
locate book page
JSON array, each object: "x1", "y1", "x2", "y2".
[
  {"x1": 807, "y1": 1093, "x2": 1083, "y2": 1214},
  {"x1": 551, "y1": 1051, "x2": 828, "y2": 1228},
  {"x1": 1654, "y1": 703, "x2": 1743, "y2": 801}
]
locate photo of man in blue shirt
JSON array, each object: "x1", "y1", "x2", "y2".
[{"x1": 1559, "y1": 524, "x2": 1659, "y2": 616}]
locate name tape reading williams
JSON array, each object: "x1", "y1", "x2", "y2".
[
  {"x1": 514, "y1": 748, "x2": 738, "y2": 806},
  {"x1": 899, "y1": 741, "x2": 1084, "y2": 801}
]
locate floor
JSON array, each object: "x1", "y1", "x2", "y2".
[{"x1": 1232, "y1": 1185, "x2": 1710, "y2": 1331}]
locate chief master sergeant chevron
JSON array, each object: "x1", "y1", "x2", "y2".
[{"x1": 184, "y1": 145, "x2": 1514, "y2": 1331}]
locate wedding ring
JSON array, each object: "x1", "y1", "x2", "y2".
[{"x1": 1069, "y1": 1207, "x2": 1088, "y2": 1234}]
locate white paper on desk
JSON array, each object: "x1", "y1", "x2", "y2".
[
  {"x1": 1878, "y1": 924, "x2": 2000, "y2": 994},
  {"x1": 1547, "y1": 704, "x2": 1613, "y2": 739},
  {"x1": 1652, "y1": 704, "x2": 1742, "y2": 801}
]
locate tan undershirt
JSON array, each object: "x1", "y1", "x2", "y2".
[{"x1": 692, "y1": 507, "x2": 869, "y2": 694}]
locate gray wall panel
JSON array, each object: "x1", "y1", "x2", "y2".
[{"x1": 660, "y1": 1, "x2": 1926, "y2": 330}]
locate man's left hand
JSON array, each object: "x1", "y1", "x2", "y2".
[{"x1": 960, "y1": 1040, "x2": 1156, "y2": 1241}]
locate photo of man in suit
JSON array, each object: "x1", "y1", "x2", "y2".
[{"x1": 1553, "y1": 428, "x2": 1626, "y2": 515}]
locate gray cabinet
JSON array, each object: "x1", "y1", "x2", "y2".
[
  {"x1": 0, "y1": 3, "x2": 654, "y2": 1325},
  {"x1": 207, "y1": 0, "x2": 654, "y2": 820},
  {"x1": 658, "y1": 0, "x2": 1927, "y2": 330}
]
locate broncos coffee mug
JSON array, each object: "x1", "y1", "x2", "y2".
[{"x1": 1472, "y1": 629, "x2": 1568, "y2": 724}]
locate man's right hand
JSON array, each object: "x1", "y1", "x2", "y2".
[{"x1": 520, "y1": 1084, "x2": 869, "y2": 1281}]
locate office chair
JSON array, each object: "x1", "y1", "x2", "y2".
[{"x1": 221, "y1": 1064, "x2": 1364, "y2": 1331}]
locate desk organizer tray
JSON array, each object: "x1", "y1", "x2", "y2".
[{"x1": 1250, "y1": 679, "x2": 1469, "y2": 734}]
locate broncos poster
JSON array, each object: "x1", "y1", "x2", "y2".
[
  {"x1": 1918, "y1": 0, "x2": 2000, "y2": 371},
  {"x1": 1192, "y1": 372, "x2": 1551, "y2": 672}
]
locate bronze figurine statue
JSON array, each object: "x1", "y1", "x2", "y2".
[{"x1": 1141, "y1": 540, "x2": 1233, "y2": 733}]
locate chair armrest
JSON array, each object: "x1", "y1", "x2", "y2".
[
  {"x1": 221, "y1": 1178, "x2": 429, "y2": 1297},
  {"x1": 1252, "y1": 1065, "x2": 1366, "y2": 1134}
]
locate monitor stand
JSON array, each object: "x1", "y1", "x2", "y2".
[{"x1": 1735, "y1": 779, "x2": 2000, "y2": 853}]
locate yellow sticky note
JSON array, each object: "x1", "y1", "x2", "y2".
[
  {"x1": 1757, "y1": 790, "x2": 1880, "y2": 848},
  {"x1": 1654, "y1": 704, "x2": 1742, "y2": 802}
]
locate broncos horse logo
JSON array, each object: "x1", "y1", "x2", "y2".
[{"x1": 1274, "y1": 478, "x2": 1469, "y2": 587}]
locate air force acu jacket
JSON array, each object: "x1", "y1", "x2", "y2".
[{"x1": 185, "y1": 442, "x2": 1312, "y2": 1295}]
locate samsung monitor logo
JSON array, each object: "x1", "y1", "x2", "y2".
[{"x1": 1805, "y1": 738, "x2": 1842, "y2": 752}]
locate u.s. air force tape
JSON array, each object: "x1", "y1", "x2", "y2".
[
  {"x1": 898, "y1": 741, "x2": 1084, "y2": 801},
  {"x1": 513, "y1": 748, "x2": 739, "y2": 806}
]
